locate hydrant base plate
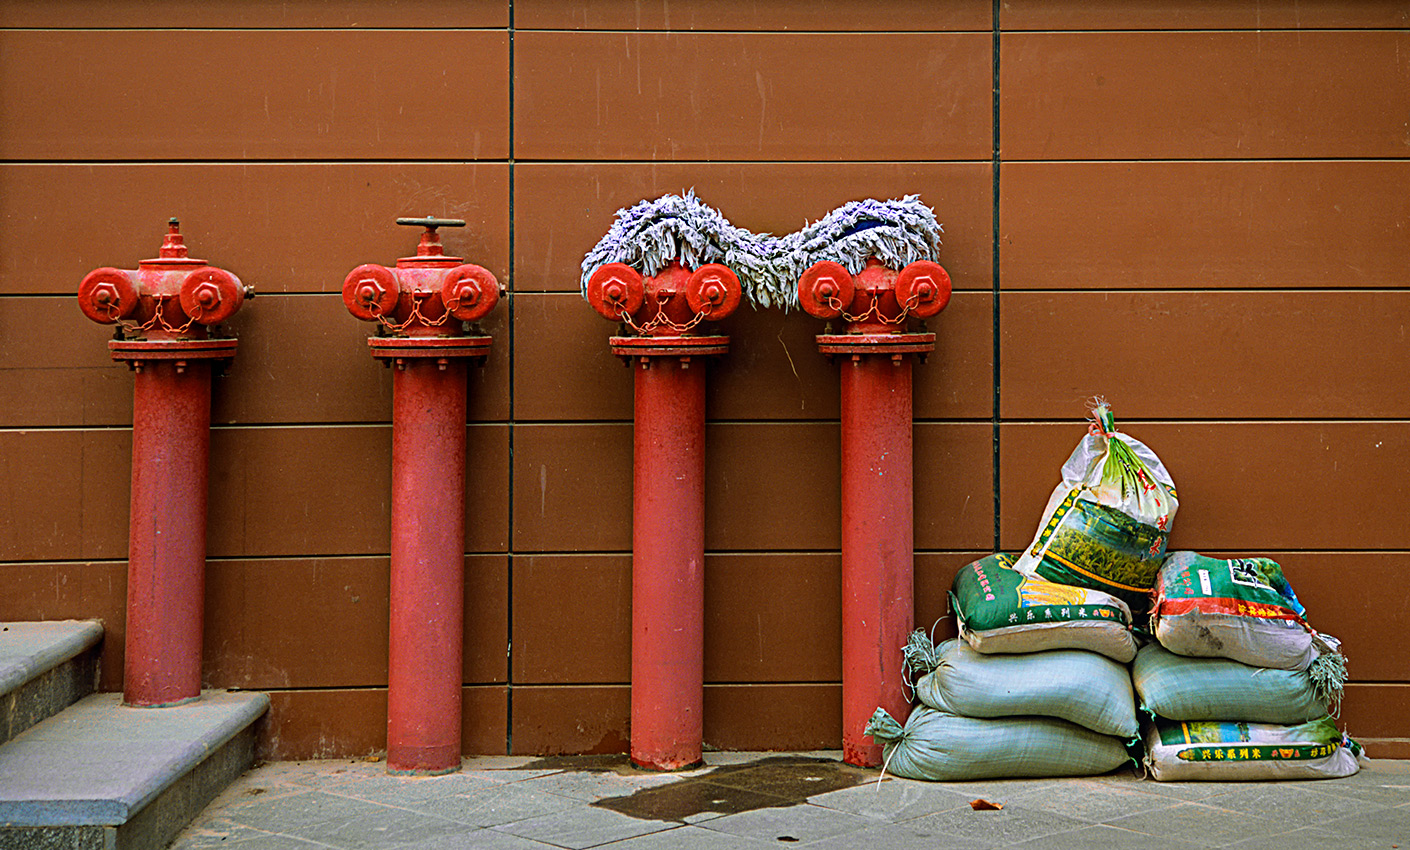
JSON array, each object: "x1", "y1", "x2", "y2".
[
  {"x1": 609, "y1": 335, "x2": 729, "y2": 359},
  {"x1": 816, "y1": 332, "x2": 935, "y2": 356},
  {"x1": 109, "y1": 338, "x2": 239, "y2": 362},
  {"x1": 368, "y1": 335, "x2": 493, "y2": 360}
]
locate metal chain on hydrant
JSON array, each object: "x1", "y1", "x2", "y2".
[
  {"x1": 823, "y1": 290, "x2": 922, "y2": 326},
  {"x1": 368, "y1": 291, "x2": 455, "y2": 332},
  {"x1": 109, "y1": 294, "x2": 200, "y2": 336},
  {"x1": 618, "y1": 291, "x2": 709, "y2": 336}
]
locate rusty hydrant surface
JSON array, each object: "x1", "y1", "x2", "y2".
[
  {"x1": 342, "y1": 217, "x2": 500, "y2": 776},
  {"x1": 799, "y1": 256, "x2": 951, "y2": 767},
  {"x1": 586, "y1": 260, "x2": 741, "y2": 771},
  {"x1": 77, "y1": 219, "x2": 251, "y2": 708}
]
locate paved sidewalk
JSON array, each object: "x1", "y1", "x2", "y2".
[{"x1": 171, "y1": 752, "x2": 1410, "y2": 849}]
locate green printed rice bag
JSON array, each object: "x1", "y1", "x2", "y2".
[
  {"x1": 1153, "y1": 552, "x2": 1346, "y2": 680},
  {"x1": 950, "y1": 553, "x2": 1137, "y2": 663},
  {"x1": 865, "y1": 706, "x2": 1130, "y2": 782},
  {"x1": 1132, "y1": 643, "x2": 1333, "y2": 725},
  {"x1": 1144, "y1": 716, "x2": 1365, "y2": 781},
  {"x1": 906, "y1": 633, "x2": 1138, "y2": 739},
  {"x1": 1013, "y1": 403, "x2": 1177, "y2": 615}
]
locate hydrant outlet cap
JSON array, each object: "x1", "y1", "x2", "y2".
[
  {"x1": 895, "y1": 260, "x2": 952, "y2": 319},
  {"x1": 586, "y1": 263, "x2": 645, "y2": 321},
  {"x1": 441, "y1": 263, "x2": 500, "y2": 322},
  {"x1": 78, "y1": 267, "x2": 140, "y2": 324},
  {"x1": 797, "y1": 261, "x2": 854, "y2": 320},
  {"x1": 685, "y1": 263, "x2": 742, "y2": 321},
  {"x1": 179, "y1": 267, "x2": 246, "y2": 325},
  {"x1": 342, "y1": 263, "x2": 400, "y2": 322}
]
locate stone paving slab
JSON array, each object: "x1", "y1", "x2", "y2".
[
  {"x1": 491, "y1": 803, "x2": 675, "y2": 848},
  {"x1": 697, "y1": 799, "x2": 876, "y2": 843},
  {"x1": 409, "y1": 781, "x2": 582, "y2": 828},
  {"x1": 170, "y1": 753, "x2": 1410, "y2": 850}
]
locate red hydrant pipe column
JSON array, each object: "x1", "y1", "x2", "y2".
[
  {"x1": 586, "y1": 260, "x2": 741, "y2": 770},
  {"x1": 799, "y1": 257, "x2": 951, "y2": 767},
  {"x1": 631, "y1": 355, "x2": 706, "y2": 770},
  {"x1": 387, "y1": 359, "x2": 468, "y2": 773},
  {"x1": 77, "y1": 220, "x2": 250, "y2": 708},
  {"x1": 839, "y1": 356, "x2": 916, "y2": 767},
  {"x1": 125, "y1": 362, "x2": 213, "y2": 706},
  {"x1": 342, "y1": 217, "x2": 501, "y2": 775}
]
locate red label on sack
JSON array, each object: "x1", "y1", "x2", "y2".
[{"x1": 1157, "y1": 596, "x2": 1305, "y2": 622}]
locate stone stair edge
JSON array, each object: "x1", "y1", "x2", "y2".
[
  {"x1": 0, "y1": 620, "x2": 104, "y2": 696},
  {"x1": 0, "y1": 689, "x2": 269, "y2": 828}
]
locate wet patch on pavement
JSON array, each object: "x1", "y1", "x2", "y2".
[{"x1": 585, "y1": 756, "x2": 876, "y2": 823}]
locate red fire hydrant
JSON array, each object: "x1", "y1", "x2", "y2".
[
  {"x1": 586, "y1": 260, "x2": 742, "y2": 770},
  {"x1": 76, "y1": 219, "x2": 251, "y2": 707},
  {"x1": 343, "y1": 217, "x2": 500, "y2": 775},
  {"x1": 797, "y1": 256, "x2": 951, "y2": 767}
]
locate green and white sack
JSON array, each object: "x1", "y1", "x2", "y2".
[
  {"x1": 1132, "y1": 643, "x2": 1335, "y2": 725},
  {"x1": 1013, "y1": 403, "x2": 1176, "y2": 615},
  {"x1": 866, "y1": 706, "x2": 1130, "y2": 782},
  {"x1": 907, "y1": 634, "x2": 1138, "y2": 739},
  {"x1": 1153, "y1": 552, "x2": 1346, "y2": 678},
  {"x1": 1144, "y1": 716, "x2": 1365, "y2": 781},
  {"x1": 951, "y1": 553, "x2": 1137, "y2": 663}
]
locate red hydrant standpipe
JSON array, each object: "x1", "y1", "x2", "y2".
[
  {"x1": 798, "y1": 257, "x2": 951, "y2": 767},
  {"x1": 77, "y1": 219, "x2": 251, "y2": 707},
  {"x1": 586, "y1": 260, "x2": 742, "y2": 771},
  {"x1": 342, "y1": 217, "x2": 501, "y2": 775}
]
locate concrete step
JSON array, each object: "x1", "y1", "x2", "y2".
[
  {"x1": 0, "y1": 620, "x2": 103, "y2": 746},
  {"x1": 0, "y1": 690, "x2": 269, "y2": 850}
]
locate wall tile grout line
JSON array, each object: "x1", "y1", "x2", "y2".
[
  {"x1": 991, "y1": 0, "x2": 1002, "y2": 553},
  {"x1": 505, "y1": 0, "x2": 517, "y2": 759}
]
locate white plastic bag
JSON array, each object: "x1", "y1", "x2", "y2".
[{"x1": 1013, "y1": 402, "x2": 1177, "y2": 614}]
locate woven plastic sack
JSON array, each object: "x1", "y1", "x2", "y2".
[
  {"x1": 951, "y1": 553, "x2": 1137, "y2": 663},
  {"x1": 1153, "y1": 552, "x2": 1346, "y2": 681},
  {"x1": 1013, "y1": 403, "x2": 1176, "y2": 615},
  {"x1": 865, "y1": 706, "x2": 1130, "y2": 782},
  {"x1": 907, "y1": 634, "x2": 1138, "y2": 739},
  {"x1": 1144, "y1": 716, "x2": 1365, "y2": 781},
  {"x1": 1132, "y1": 643, "x2": 1334, "y2": 725}
]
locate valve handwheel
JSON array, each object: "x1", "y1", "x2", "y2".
[{"x1": 396, "y1": 217, "x2": 467, "y2": 230}]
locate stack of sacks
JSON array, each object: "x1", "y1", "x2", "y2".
[
  {"x1": 1012, "y1": 402, "x2": 1176, "y2": 619},
  {"x1": 1140, "y1": 551, "x2": 1365, "y2": 780},
  {"x1": 863, "y1": 552, "x2": 1142, "y2": 781}
]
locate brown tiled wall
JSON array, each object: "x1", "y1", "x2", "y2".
[{"x1": 1, "y1": 1, "x2": 1405, "y2": 759}]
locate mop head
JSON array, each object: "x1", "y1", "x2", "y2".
[
  {"x1": 580, "y1": 193, "x2": 943, "y2": 311},
  {"x1": 578, "y1": 191, "x2": 788, "y2": 308},
  {"x1": 774, "y1": 195, "x2": 943, "y2": 309}
]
